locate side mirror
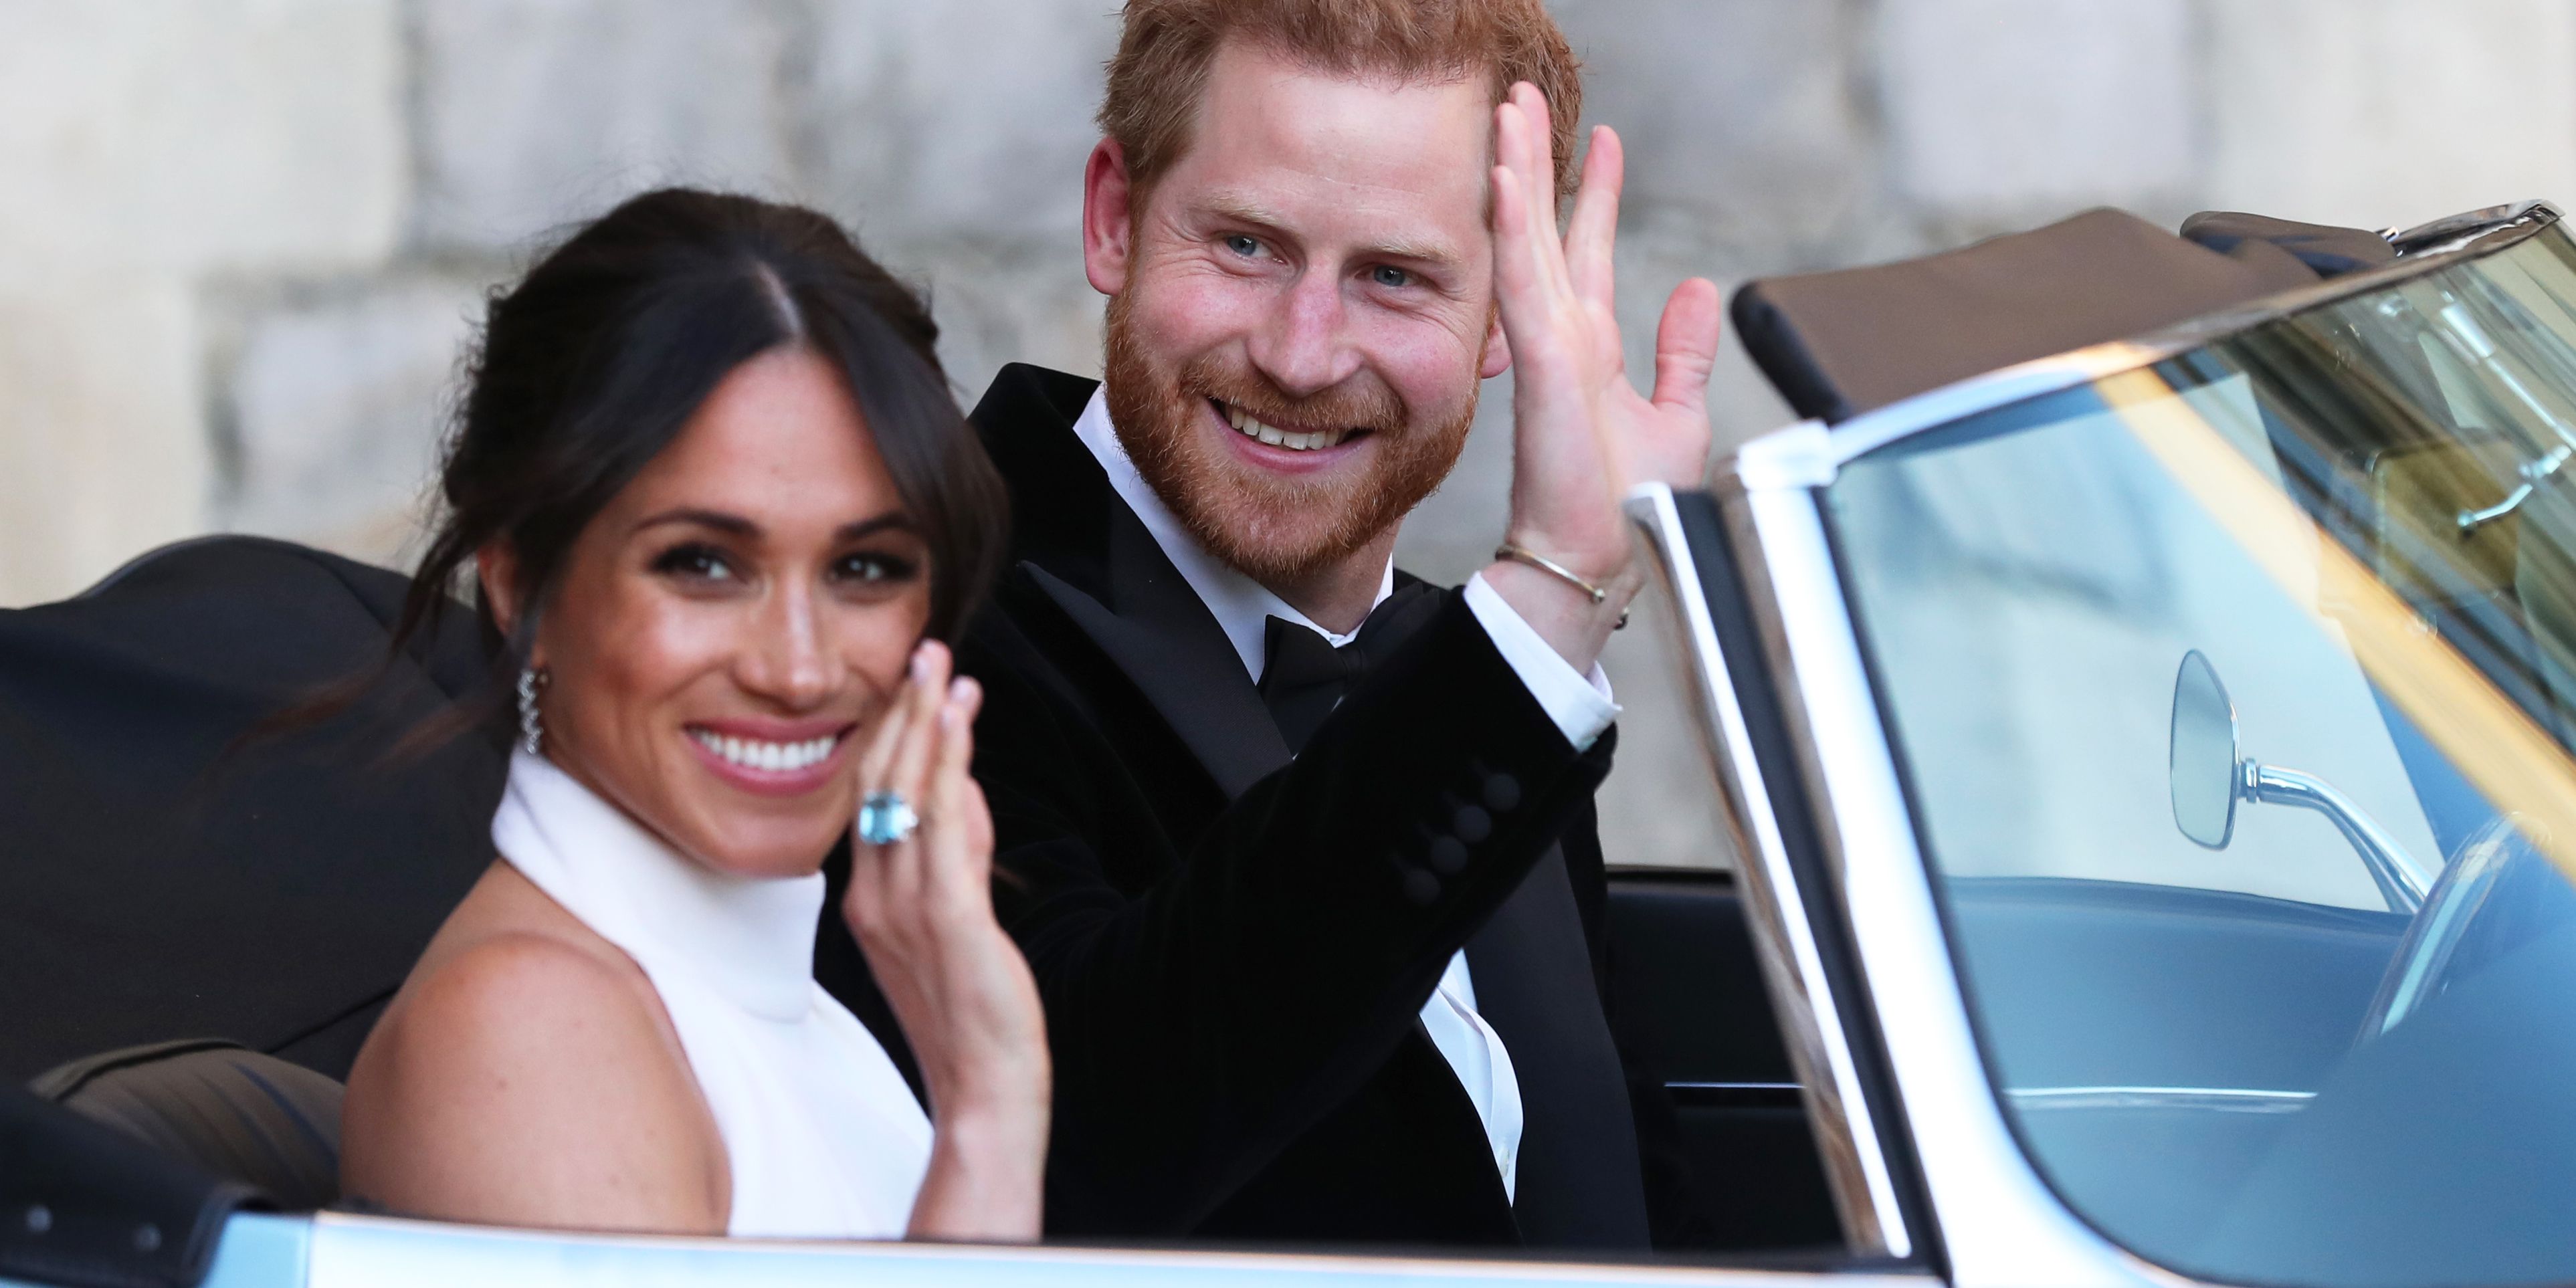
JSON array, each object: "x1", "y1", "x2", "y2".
[
  {"x1": 2165, "y1": 649, "x2": 2431, "y2": 910},
  {"x1": 2170, "y1": 649, "x2": 2242, "y2": 849}
]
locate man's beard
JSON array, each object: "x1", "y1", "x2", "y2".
[{"x1": 1100, "y1": 288, "x2": 1476, "y2": 589}]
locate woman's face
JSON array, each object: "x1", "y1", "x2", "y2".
[{"x1": 508, "y1": 346, "x2": 932, "y2": 879}]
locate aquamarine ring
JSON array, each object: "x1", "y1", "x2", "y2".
[{"x1": 856, "y1": 790, "x2": 919, "y2": 846}]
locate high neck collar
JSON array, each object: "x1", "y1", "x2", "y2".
[{"x1": 492, "y1": 750, "x2": 823, "y2": 1023}]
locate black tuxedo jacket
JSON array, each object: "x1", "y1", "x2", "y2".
[{"x1": 819, "y1": 364, "x2": 1651, "y2": 1249}]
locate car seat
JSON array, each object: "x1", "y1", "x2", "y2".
[{"x1": 31, "y1": 1039, "x2": 342, "y2": 1212}]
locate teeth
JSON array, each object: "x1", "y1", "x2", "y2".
[
  {"x1": 691, "y1": 730, "x2": 840, "y2": 773},
  {"x1": 1220, "y1": 403, "x2": 1349, "y2": 453}
]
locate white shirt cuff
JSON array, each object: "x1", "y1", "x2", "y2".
[{"x1": 1462, "y1": 572, "x2": 1619, "y2": 752}]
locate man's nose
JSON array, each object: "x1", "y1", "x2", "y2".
[
  {"x1": 1247, "y1": 271, "x2": 1361, "y2": 399},
  {"x1": 741, "y1": 582, "x2": 839, "y2": 709}
]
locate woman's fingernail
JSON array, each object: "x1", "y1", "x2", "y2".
[
  {"x1": 910, "y1": 644, "x2": 934, "y2": 682},
  {"x1": 949, "y1": 677, "x2": 972, "y2": 702}
]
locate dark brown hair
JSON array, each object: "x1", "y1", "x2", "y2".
[
  {"x1": 1098, "y1": 0, "x2": 1584, "y2": 204},
  {"x1": 385, "y1": 188, "x2": 1008, "y2": 736}
]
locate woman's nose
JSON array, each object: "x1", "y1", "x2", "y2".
[{"x1": 740, "y1": 584, "x2": 840, "y2": 708}]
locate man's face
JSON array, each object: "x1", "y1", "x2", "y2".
[{"x1": 1088, "y1": 39, "x2": 1508, "y2": 587}]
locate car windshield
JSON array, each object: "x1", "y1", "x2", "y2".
[{"x1": 1825, "y1": 215, "x2": 2576, "y2": 1288}]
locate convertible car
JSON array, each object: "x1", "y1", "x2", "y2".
[{"x1": 9, "y1": 198, "x2": 2576, "y2": 1288}]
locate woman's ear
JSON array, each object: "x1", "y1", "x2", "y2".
[{"x1": 476, "y1": 543, "x2": 531, "y2": 658}]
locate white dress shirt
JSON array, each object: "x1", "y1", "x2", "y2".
[{"x1": 1068, "y1": 389, "x2": 1617, "y2": 1200}]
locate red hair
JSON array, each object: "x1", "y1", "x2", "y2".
[{"x1": 1099, "y1": 0, "x2": 1585, "y2": 205}]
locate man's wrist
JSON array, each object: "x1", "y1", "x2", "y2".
[{"x1": 1479, "y1": 558, "x2": 1629, "y2": 673}]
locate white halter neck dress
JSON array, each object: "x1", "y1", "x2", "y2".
[{"x1": 491, "y1": 750, "x2": 932, "y2": 1239}]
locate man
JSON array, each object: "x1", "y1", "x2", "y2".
[{"x1": 818, "y1": 0, "x2": 1720, "y2": 1249}]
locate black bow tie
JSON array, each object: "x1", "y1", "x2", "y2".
[{"x1": 1257, "y1": 582, "x2": 1438, "y2": 755}]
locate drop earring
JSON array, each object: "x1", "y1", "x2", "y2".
[{"x1": 516, "y1": 665, "x2": 549, "y2": 756}]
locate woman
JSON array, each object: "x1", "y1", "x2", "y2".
[{"x1": 337, "y1": 189, "x2": 1046, "y2": 1241}]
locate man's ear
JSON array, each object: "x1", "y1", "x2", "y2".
[
  {"x1": 1083, "y1": 138, "x2": 1136, "y2": 298},
  {"x1": 475, "y1": 543, "x2": 532, "y2": 660},
  {"x1": 1479, "y1": 310, "x2": 1512, "y2": 380}
]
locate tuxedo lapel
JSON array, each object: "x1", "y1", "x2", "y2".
[
  {"x1": 1466, "y1": 849, "x2": 1651, "y2": 1248},
  {"x1": 1021, "y1": 520, "x2": 1288, "y2": 799},
  {"x1": 975, "y1": 364, "x2": 1289, "y2": 799}
]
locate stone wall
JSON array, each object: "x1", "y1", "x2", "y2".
[{"x1": 5, "y1": 0, "x2": 2571, "y2": 869}]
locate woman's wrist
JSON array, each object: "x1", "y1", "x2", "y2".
[
  {"x1": 934, "y1": 1094, "x2": 1048, "y2": 1146},
  {"x1": 908, "y1": 1097, "x2": 1049, "y2": 1242}
]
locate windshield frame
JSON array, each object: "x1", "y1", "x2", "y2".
[{"x1": 1678, "y1": 200, "x2": 2571, "y2": 1288}]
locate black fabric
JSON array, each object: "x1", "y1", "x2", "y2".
[
  {"x1": 817, "y1": 364, "x2": 1650, "y2": 1249},
  {"x1": 1732, "y1": 207, "x2": 2336, "y2": 423},
  {"x1": 0, "y1": 538, "x2": 505, "y2": 1083},
  {"x1": 1, "y1": 1086, "x2": 256, "y2": 1288},
  {"x1": 1256, "y1": 583, "x2": 1440, "y2": 754},
  {"x1": 33, "y1": 1040, "x2": 343, "y2": 1213},
  {"x1": 1462, "y1": 851, "x2": 1648, "y2": 1247},
  {"x1": 1604, "y1": 873, "x2": 1838, "y2": 1250}
]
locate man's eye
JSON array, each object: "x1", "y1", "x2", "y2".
[
  {"x1": 1223, "y1": 234, "x2": 1262, "y2": 257},
  {"x1": 1371, "y1": 265, "x2": 1413, "y2": 289},
  {"x1": 652, "y1": 544, "x2": 736, "y2": 582}
]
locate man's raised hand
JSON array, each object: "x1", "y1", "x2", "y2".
[{"x1": 1485, "y1": 82, "x2": 1722, "y2": 671}]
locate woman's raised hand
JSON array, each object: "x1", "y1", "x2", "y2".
[{"x1": 842, "y1": 639, "x2": 1048, "y2": 1241}]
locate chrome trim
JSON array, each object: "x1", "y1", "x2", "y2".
[
  {"x1": 1724, "y1": 479, "x2": 2183, "y2": 1288},
  {"x1": 2387, "y1": 199, "x2": 2559, "y2": 255},
  {"x1": 2003, "y1": 1087, "x2": 2314, "y2": 1114},
  {"x1": 1624, "y1": 482, "x2": 1911, "y2": 1259},
  {"x1": 1721, "y1": 202, "x2": 2567, "y2": 476},
  {"x1": 2244, "y1": 763, "x2": 2430, "y2": 913},
  {"x1": 298, "y1": 1210, "x2": 1939, "y2": 1288}
]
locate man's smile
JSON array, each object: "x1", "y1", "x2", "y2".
[
  {"x1": 1206, "y1": 398, "x2": 1376, "y2": 473},
  {"x1": 1212, "y1": 397, "x2": 1365, "y2": 451}
]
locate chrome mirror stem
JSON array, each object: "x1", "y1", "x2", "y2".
[{"x1": 2243, "y1": 761, "x2": 2430, "y2": 914}]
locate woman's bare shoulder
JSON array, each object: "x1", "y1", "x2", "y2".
[{"x1": 340, "y1": 863, "x2": 727, "y2": 1233}]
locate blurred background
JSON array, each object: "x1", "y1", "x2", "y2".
[{"x1": 3, "y1": 0, "x2": 2569, "y2": 868}]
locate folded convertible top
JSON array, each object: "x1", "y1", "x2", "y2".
[
  {"x1": 1731, "y1": 208, "x2": 2397, "y2": 423},
  {"x1": 0, "y1": 538, "x2": 504, "y2": 1083}
]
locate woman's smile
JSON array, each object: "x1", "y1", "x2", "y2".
[{"x1": 684, "y1": 717, "x2": 859, "y2": 798}]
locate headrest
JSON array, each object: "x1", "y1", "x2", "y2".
[{"x1": 1731, "y1": 207, "x2": 2393, "y2": 423}]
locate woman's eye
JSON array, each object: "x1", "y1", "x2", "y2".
[
  {"x1": 652, "y1": 544, "x2": 736, "y2": 582},
  {"x1": 1223, "y1": 234, "x2": 1262, "y2": 258},
  {"x1": 833, "y1": 553, "x2": 918, "y2": 585},
  {"x1": 1371, "y1": 265, "x2": 1413, "y2": 289}
]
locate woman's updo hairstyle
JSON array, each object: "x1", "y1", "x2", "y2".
[{"x1": 393, "y1": 188, "x2": 1008, "y2": 703}]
